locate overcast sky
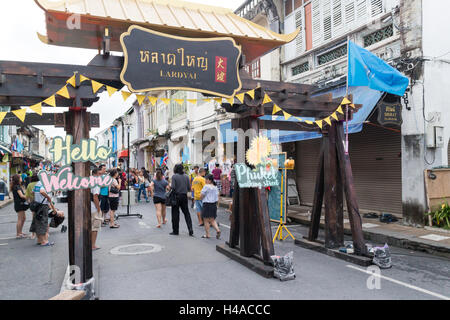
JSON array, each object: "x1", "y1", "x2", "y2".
[{"x1": 0, "y1": 0, "x2": 244, "y2": 138}]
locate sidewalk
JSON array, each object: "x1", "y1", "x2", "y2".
[
  {"x1": 0, "y1": 193, "x2": 13, "y2": 209},
  {"x1": 215, "y1": 196, "x2": 450, "y2": 259}
]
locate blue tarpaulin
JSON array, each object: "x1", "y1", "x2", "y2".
[{"x1": 220, "y1": 85, "x2": 383, "y2": 144}]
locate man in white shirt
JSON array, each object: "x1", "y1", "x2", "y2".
[{"x1": 91, "y1": 168, "x2": 103, "y2": 250}]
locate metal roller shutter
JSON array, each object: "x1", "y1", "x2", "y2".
[{"x1": 295, "y1": 124, "x2": 402, "y2": 215}]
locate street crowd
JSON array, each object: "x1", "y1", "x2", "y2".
[{"x1": 10, "y1": 161, "x2": 237, "y2": 250}]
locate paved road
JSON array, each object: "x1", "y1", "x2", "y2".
[{"x1": 0, "y1": 200, "x2": 449, "y2": 300}]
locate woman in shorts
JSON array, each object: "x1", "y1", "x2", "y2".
[
  {"x1": 200, "y1": 174, "x2": 221, "y2": 239},
  {"x1": 108, "y1": 169, "x2": 121, "y2": 229},
  {"x1": 149, "y1": 169, "x2": 169, "y2": 228}
]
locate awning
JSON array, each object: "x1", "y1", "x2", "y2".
[
  {"x1": 220, "y1": 86, "x2": 383, "y2": 144},
  {"x1": 118, "y1": 149, "x2": 129, "y2": 158},
  {"x1": 35, "y1": 0, "x2": 299, "y2": 62}
]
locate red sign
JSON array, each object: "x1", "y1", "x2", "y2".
[{"x1": 215, "y1": 56, "x2": 227, "y2": 83}]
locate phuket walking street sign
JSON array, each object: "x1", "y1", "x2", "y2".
[{"x1": 120, "y1": 25, "x2": 242, "y2": 98}]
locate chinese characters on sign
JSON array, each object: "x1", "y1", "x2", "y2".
[{"x1": 120, "y1": 25, "x2": 242, "y2": 98}]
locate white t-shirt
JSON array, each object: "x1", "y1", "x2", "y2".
[
  {"x1": 91, "y1": 185, "x2": 100, "y2": 212},
  {"x1": 33, "y1": 181, "x2": 50, "y2": 205}
]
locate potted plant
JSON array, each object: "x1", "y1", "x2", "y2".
[{"x1": 427, "y1": 201, "x2": 450, "y2": 230}]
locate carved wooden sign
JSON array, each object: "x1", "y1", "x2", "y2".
[{"x1": 120, "y1": 25, "x2": 242, "y2": 98}]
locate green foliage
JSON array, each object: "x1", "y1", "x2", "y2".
[
  {"x1": 182, "y1": 163, "x2": 191, "y2": 174},
  {"x1": 427, "y1": 201, "x2": 450, "y2": 229}
]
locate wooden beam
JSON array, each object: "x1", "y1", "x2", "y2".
[
  {"x1": 308, "y1": 142, "x2": 325, "y2": 241},
  {"x1": 0, "y1": 96, "x2": 97, "y2": 107},
  {"x1": 0, "y1": 113, "x2": 100, "y2": 127},
  {"x1": 259, "y1": 120, "x2": 318, "y2": 132}
]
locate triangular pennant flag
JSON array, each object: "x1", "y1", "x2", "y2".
[
  {"x1": 66, "y1": 75, "x2": 76, "y2": 87},
  {"x1": 186, "y1": 99, "x2": 197, "y2": 105},
  {"x1": 160, "y1": 98, "x2": 171, "y2": 105},
  {"x1": 272, "y1": 104, "x2": 281, "y2": 115},
  {"x1": 43, "y1": 95, "x2": 56, "y2": 107},
  {"x1": 247, "y1": 89, "x2": 255, "y2": 100},
  {"x1": 331, "y1": 112, "x2": 339, "y2": 121},
  {"x1": 295, "y1": 117, "x2": 303, "y2": 122},
  {"x1": 341, "y1": 97, "x2": 352, "y2": 105},
  {"x1": 350, "y1": 103, "x2": 356, "y2": 109},
  {"x1": 203, "y1": 98, "x2": 212, "y2": 103},
  {"x1": 262, "y1": 94, "x2": 272, "y2": 105},
  {"x1": 56, "y1": 86, "x2": 70, "y2": 99},
  {"x1": 336, "y1": 106, "x2": 344, "y2": 114},
  {"x1": 324, "y1": 117, "x2": 332, "y2": 126},
  {"x1": 91, "y1": 80, "x2": 104, "y2": 94},
  {"x1": 136, "y1": 95, "x2": 146, "y2": 106},
  {"x1": 121, "y1": 91, "x2": 132, "y2": 101},
  {"x1": 174, "y1": 99, "x2": 184, "y2": 106},
  {"x1": 214, "y1": 98, "x2": 222, "y2": 104},
  {"x1": 0, "y1": 112, "x2": 6, "y2": 125},
  {"x1": 236, "y1": 93, "x2": 245, "y2": 104},
  {"x1": 226, "y1": 97, "x2": 234, "y2": 105},
  {"x1": 12, "y1": 109, "x2": 27, "y2": 123},
  {"x1": 80, "y1": 75, "x2": 90, "y2": 83},
  {"x1": 305, "y1": 120, "x2": 314, "y2": 125},
  {"x1": 30, "y1": 103, "x2": 42, "y2": 116},
  {"x1": 283, "y1": 111, "x2": 292, "y2": 120},
  {"x1": 106, "y1": 86, "x2": 118, "y2": 97},
  {"x1": 315, "y1": 120, "x2": 323, "y2": 129},
  {"x1": 149, "y1": 96, "x2": 159, "y2": 106}
]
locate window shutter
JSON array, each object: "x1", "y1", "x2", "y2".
[
  {"x1": 322, "y1": 0, "x2": 332, "y2": 41},
  {"x1": 312, "y1": 0, "x2": 322, "y2": 47},
  {"x1": 332, "y1": 0, "x2": 344, "y2": 36},
  {"x1": 370, "y1": 0, "x2": 383, "y2": 17},
  {"x1": 356, "y1": 0, "x2": 368, "y2": 23},
  {"x1": 295, "y1": 8, "x2": 305, "y2": 55},
  {"x1": 344, "y1": 0, "x2": 355, "y2": 25}
]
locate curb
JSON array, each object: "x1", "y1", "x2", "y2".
[
  {"x1": 0, "y1": 198, "x2": 13, "y2": 209},
  {"x1": 288, "y1": 215, "x2": 450, "y2": 259}
]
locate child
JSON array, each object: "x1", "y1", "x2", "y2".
[{"x1": 200, "y1": 174, "x2": 221, "y2": 239}]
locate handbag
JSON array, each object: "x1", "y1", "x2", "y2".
[
  {"x1": 49, "y1": 214, "x2": 65, "y2": 228},
  {"x1": 110, "y1": 186, "x2": 120, "y2": 194},
  {"x1": 165, "y1": 189, "x2": 177, "y2": 207}
]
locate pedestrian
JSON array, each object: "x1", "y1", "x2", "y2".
[
  {"x1": 98, "y1": 164, "x2": 110, "y2": 223},
  {"x1": 169, "y1": 163, "x2": 194, "y2": 236},
  {"x1": 11, "y1": 174, "x2": 29, "y2": 239},
  {"x1": 91, "y1": 168, "x2": 102, "y2": 250},
  {"x1": 149, "y1": 168, "x2": 169, "y2": 228},
  {"x1": 137, "y1": 170, "x2": 149, "y2": 202},
  {"x1": 26, "y1": 173, "x2": 40, "y2": 240},
  {"x1": 191, "y1": 168, "x2": 206, "y2": 226},
  {"x1": 31, "y1": 177, "x2": 56, "y2": 246},
  {"x1": 230, "y1": 162, "x2": 236, "y2": 198},
  {"x1": 189, "y1": 165, "x2": 199, "y2": 208},
  {"x1": 200, "y1": 174, "x2": 221, "y2": 239},
  {"x1": 212, "y1": 163, "x2": 222, "y2": 194},
  {"x1": 108, "y1": 169, "x2": 121, "y2": 229}
]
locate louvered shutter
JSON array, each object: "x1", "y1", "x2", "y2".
[
  {"x1": 356, "y1": 0, "x2": 368, "y2": 23},
  {"x1": 332, "y1": 0, "x2": 344, "y2": 37},
  {"x1": 295, "y1": 8, "x2": 305, "y2": 55},
  {"x1": 344, "y1": 0, "x2": 355, "y2": 26},
  {"x1": 312, "y1": 0, "x2": 322, "y2": 47},
  {"x1": 370, "y1": 0, "x2": 383, "y2": 16},
  {"x1": 322, "y1": 0, "x2": 332, "y2": 41}
]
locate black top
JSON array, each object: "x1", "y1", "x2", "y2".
[{"x1": 12, "y1": 185, "x2": 24, "y2": 207}]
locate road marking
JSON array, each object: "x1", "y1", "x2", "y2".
[
  {"x1": 0, "y1": 243, "x2": 7, "y2": 246},
  {"x1": 346, "y1": 265, "x2": 450, "y2": 300},
  {"x1": 220, "y1": 223, "x2": 230, "y2": 229},
  {"x1": 0, "y1": 236, "x2": 17, "y2": 241},
  {"x1": 362, "y1": 223, "x2": 380, "y2": 229},
  {"x1": 419, "y1": 234, "x2": 450, "y2": 242}
]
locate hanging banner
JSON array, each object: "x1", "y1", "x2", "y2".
[{"x1": 120, "y1": 25, "x2": 242, "y2": 98}]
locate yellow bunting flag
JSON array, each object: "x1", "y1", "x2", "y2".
[
  {"x1": 160, "y1": 98, "x2": 171, "y2": 105},
  {"x1": 30, "y1": 103, "x2": 42, "y2": 116},
  {"x1": 315, "y1": 120, "x2": 323, "y2": 129},
  {"x1": 0, "y1": 112, "x2": 7, "y2": 125},
  {"x1": 174, "y1": 99, "x2": 184, "y2": 106},
  {"x1": 80, "y1": 75, "x2": 90, "y2": 83},
  {"x1": 324, "y1": 117, "x2": 332, "y2": 126},
  {"x1": 341, "y1": 97, "x2": 352, "y2": 105},
  {"x1": 236, "y1": 93, "x2": 245, "y2": 104},
  {"x1": 122, "y1": 91, "x2": 131, "y2": 101},
  {"x1": 44, "y1": 95, "x2": 56, "y2": 107},
  {"x1": 272, "y1": 104, "x2": 281, "y2": 115},
  {"x1": 203, "y1": 98, "x2": 212, "y2": 103},
  {"x1": 106, "y1": 86, "x2": 118, "y2": 97},
  {"x1": 295, "y1": 117, "x2": 303, "y2": 122},
  {"x1": 331, "y1": 112, "x2": 339, "y2": 121},
  {"x1": 56, "y1": 86, "x2": 70, "y2": 99},
  {"x1": 186, "y1": 99, "x2": 197, "y2": 105},
  {"x1": 336, "y1": 106, "x2": 344, "y2": 114},
  {"x1": 149, "y1": 96, "x2": 159, "y2": 106},
  {"x1": 350, "y1": 103, "x2": 356, "y2": 109},
  {"x1": 12, "y1": 108, "x2": 27, "y2": 123},
  {"x1": 283, "y1": 111, "x2": 292, "y2": 120},
  {"x1": 247, "y1": 89, "x2": 255, "y2": 100},
  {"x1": 91, "y1": 80, "x2": 103, "y2": 94},
  {"x1": 305, "y1": 120, "x2": 314, "y2": 125},
  {"x1": 226, "y1": 97, "x2": 234, "y2": 105},
  {"x1": 262, "y1": 94, "x2": 272, "y2": 105},
  {"x1": 214, "y1": 98, "x2": 222, "y2": 104},
  {"x1": 136, "y1": 95, "x2": 146, "y2": 106},
  {"x1": 66, "y1": 75, "x2": 76, "y2": 87}
]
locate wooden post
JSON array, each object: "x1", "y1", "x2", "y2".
[
  {"x1": 335, "y1": 122, "x2": 367, "y2": 255},
  {"x1": 308, "y1": 142, "x2": 325, "y2": 241},
  {"x1": 228, "y1": 179, "x2": 240, "y2": 248}
]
